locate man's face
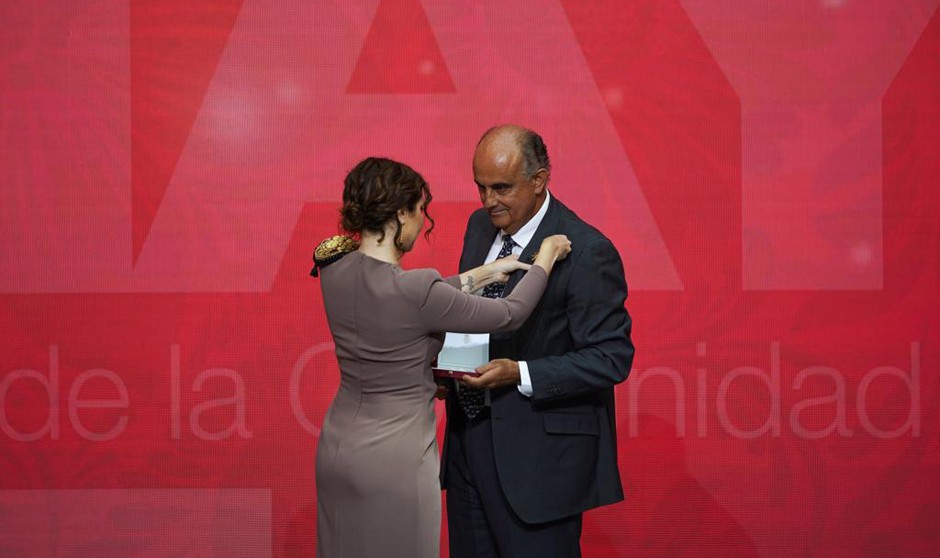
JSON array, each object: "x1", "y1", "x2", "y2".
[{"x1": 472, "y1": 141, "x2": 545, "y2": 235}]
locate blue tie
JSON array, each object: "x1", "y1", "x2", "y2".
[{"x1": 458, "y1": 234, "x2": 515, "y2": 419}]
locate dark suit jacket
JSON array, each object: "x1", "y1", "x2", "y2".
[{"x1": 442, "y1": 196, "x2": 635, "y2": 524}]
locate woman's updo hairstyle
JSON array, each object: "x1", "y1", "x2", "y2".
[{"x1": 341, "y1": 157, "x2": 434, "y2": 249}]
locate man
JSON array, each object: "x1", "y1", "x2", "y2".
[{"x1": 443, "y1": 125, "x2": 635, "y2": 557}]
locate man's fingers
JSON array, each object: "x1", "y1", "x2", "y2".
[
  {"x1": 460, "y1": 378, "x2": 479, "y2": 389},
  {"x1": 459, "y1": 375, "x2": 484, "y2": 388},
  {"x1": 460, "y1": 366, "x2": 494, "y2": 388},
  {"x1": 462, "y1": 362, "x2": 508, "y2": 389},
  {"x1": 475, "y1": 361, "x2": 498, "y2": 374}
]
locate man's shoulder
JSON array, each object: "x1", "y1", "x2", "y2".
[
  {"x1": 552, "y1": 198, "x2": 611, "y2": 244},
  {"x1": 549, "y1": 198, "x2": 625, "y2": 274}
]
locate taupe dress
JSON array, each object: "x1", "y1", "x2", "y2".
[{"x1": 315, "y1": 251, "x2": 547, "y2": 558}]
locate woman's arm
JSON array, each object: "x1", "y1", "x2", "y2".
[
  {"x1": 457, "y1": 255, "x2": 530, "y2": 294},
  {"x1": 418, "y1": 235, "x2": 572, "y2": 333}
]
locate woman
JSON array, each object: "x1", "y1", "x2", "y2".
[{"x1": 313, "y1": 157, "x2": 570, "y2": 558}]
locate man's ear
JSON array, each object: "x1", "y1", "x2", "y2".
[{"x1": 532, "y1": 168, "x2": 549, "y2": 193}]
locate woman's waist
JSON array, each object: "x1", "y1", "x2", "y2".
[
  {"x1": 326, "y1": 389, "x2": 435, "y2": 429},
  {"x1": 333, "y1": 381, "x2": 434, "y2": 406}
]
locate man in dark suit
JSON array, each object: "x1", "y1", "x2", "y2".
[{"x1": 443, "y1": 124, "x2": 635, "y2": 557}]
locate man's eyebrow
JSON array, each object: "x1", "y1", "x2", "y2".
[{"x1": 476, "y1": 182, "x2": 513, "y2": 189}]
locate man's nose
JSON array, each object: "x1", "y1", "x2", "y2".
[{"x1": 482, "y1": 188, "x2": 498, "y2": 207}]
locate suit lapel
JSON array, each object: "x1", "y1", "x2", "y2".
[
  {"x1": 505, "y1": 196, "x2": 561, "y2": 295},
  {"x1": 461, "y1": 214, "x2": 498, "y2": 272}
]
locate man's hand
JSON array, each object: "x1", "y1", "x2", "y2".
[{"x1": 459, "y1": 359, "x2": 520, "y2": 389}]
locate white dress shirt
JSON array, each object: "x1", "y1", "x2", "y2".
[{"x1": 482, "y1": 190, "x2": 552, "y2": 397}]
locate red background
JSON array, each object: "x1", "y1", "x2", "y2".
[{"x1": 2, "y1": 1, "x2": 938, "y2": 556}]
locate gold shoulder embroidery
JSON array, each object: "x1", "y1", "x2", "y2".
[{"x1": 310, "y1": 235, "x2": 360, "y2": 276}]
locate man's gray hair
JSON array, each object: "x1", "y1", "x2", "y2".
[{"x1": 519, "y1": 129, "x2": 551, "y2": 179}]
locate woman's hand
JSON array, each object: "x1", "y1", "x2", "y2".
[
  {"x1": 533, "y1": 234, "x2": 572, "y2": 273},
  {"x1": 487, "y1": 254, "x2": 531, "y2": 283}
]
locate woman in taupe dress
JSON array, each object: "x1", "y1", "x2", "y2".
[{"x1": 313, "y1": 157, "x2": 570, "y2": 558}]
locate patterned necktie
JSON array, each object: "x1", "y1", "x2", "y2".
[{"x1": 458, "y1": 234, "x2": 514, "y2": 419}]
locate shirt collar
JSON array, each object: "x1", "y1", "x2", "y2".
[{"x1": 503, "y1": 189, "x2": 551, "y2": 249}]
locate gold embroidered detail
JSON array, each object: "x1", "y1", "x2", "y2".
[{"x1": 310, "y1": 235, "x2": 360, "y2": 276}]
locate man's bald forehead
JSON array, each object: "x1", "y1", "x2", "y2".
[
  {"x1": 474, "y1": 127, "x2": 524, "y2": 170},
  {"x1": 477, "y1": 124, "x2": 527, "y2": 150}
]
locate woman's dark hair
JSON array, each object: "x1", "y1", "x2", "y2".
[{"x1": 340, "y1": 157, "x2": 434, "y2": 250}]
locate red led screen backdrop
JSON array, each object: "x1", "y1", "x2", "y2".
[{"x1": 2, "y1": 1, "x2": 938, "y2": 556}]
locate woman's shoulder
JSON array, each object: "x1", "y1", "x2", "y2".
[{"x1": 310, "y1": 235, "x2": 361, "y2": 277}]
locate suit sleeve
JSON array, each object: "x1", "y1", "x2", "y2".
[
  {"x1": 529, "y1": 238, "x2": 634, "y2": 402},
  {"x1": 417, "y1": 267, "x2": 548, "y2": 333}
]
